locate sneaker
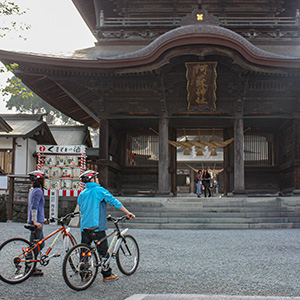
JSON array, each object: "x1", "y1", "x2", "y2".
[
  {"x1": 103, "y1": 274, "x2": 119, "y2": 282},
  {"x1": 31, "y1": 268, "x2": 43, "y2": 276}
]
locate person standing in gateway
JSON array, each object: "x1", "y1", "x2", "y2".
[
  {"x1": 202, "y1": 168, "x2": 211, "y2": 198},
  {"x1": 195, "y1": 169, "x2": 203, "y2": 198},
  {"x1": 77, "y1": 170, "x2": 135, "y2": 282}
]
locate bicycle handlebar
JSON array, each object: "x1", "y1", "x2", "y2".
[
  {"x1": 48, "y1": 211, "x2": 80, "y2": 225},
  {"x1": 107, "y1": 214, "x2": 129, "y2": 223}
]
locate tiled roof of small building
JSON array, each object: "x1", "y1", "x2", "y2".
[
  {"x1": 0, "y1": 114, "x2": 56, "y2": 144},
  {"x1": 49, "y1": 125, "x2": 93, "y2": 147},
  {"x1": 0, "y1": 116, "x2": 12, "y2": 133}
]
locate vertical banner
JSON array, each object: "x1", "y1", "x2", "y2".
[
  {"x1": 185, "y1": 62, "x2": 218, "y2": 111},
  {"x1": 49, "y1": 189, "x2": 58, "y2": 225}
]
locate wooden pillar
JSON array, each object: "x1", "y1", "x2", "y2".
[
  {"x1": 7, "y1": 176, "x2": 14, "y2": 221},
  {"x1": 293, "y1": 118, "x2": 300, "y2": 194},
  {"x1": 223, "y1": 128, "x2": 234, "y2": 196},
  {"x1": 158, "y1": 117, "x2": 170, "y2": 195},
  {"x1": 98, "y1": 119, "x2": 109, "y2": 188},
  {"x1": 234, "y1": 112, "x2": 245, "y2": 193},
  {"x1": 190, "y1": 169, "x2": 195, "y2": 194},
  {"x1": 170, "y1": 128, "x2": 177, "y2": 196}
]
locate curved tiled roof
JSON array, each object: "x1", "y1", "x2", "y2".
[
  {"x1": 91, "y1": 24, "x2": 300, "y2": 70},
  {"x1": 1, "y1": 24, "x2": 300, "y2": 70},
  {"x1": 0, "y1": 24, "x2": 299, "y2": 128},
  {"x1": 100, "y1": 24, "x2": 296, "y2": 60}
]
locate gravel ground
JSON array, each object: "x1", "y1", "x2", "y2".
[{"x1": 0, "y1": 222, "x2": 300, "y2": 300}]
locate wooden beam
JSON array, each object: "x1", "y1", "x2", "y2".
[{"x1": 55, "y1": 82, "x2": 100, "y2": 125}]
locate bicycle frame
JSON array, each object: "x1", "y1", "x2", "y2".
[
  {"x1": 21, "y1": 212, "x2": 79, "y2": 265},
  {"x1": 80, "y1": 215, "x2": 129, "y2": 270},
  {"x1": 0, "y1": 212, "x2": 79, "y2": 285},
  {"x1": 94, "y1": 227, "x2": 129, "y2": 269},
  {"x1": 24, "y1": 225, "x2": 72, "y2": 263}
]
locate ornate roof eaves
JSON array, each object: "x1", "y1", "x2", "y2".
[
  {"x1": 103, "y1": 24, "x2": 300, "y2": 70},
  {"x1": 1, "y1": 24, "x2": 300, "y2": 71},
  {"x1": 180, "y1": 8, "x2": 221, "y2": 26}
]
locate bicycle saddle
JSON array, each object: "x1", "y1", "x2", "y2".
[
  {"x1": 24, "y1": 224, "x2": 36, "y2": 231},
  {"x1": 83, "y1": 226, "x2": 99, "y2": 233}
]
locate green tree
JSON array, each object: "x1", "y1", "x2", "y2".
[
  {"x1": 6, "y1": 76, "x2": 77, "y2": 124},
  {"x1": 0, "y1": 1, "x2": 72, "y2": 123},
  {"x1": 0, "y1": 1, "x2": 31, "y2": 98},
  {"x1": 0, "y1": 0, "x2": 29, "y2": 38},
  {"x1": 1, "y1": 63, "x2": 32, "y2": 98}
]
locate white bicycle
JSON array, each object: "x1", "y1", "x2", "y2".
[{"x1": 62, "y1": 215, "x2": 139, "y2": 291}]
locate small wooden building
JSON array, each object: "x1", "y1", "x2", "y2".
[
  {"x1": 1, "y1": 0, "x2": 300, "y2": 196},
  {"x1": 0, "y1": 114, "x2": 56, "y2": 175}
]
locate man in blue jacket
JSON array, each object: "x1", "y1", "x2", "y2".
[{"x1": 78, "y1": 170, "x2": 135, "y2": 282}]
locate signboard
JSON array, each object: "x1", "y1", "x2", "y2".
[
  {"x1": 36, "y1": 145, "x2": 87, "y2": 197},
  {"x1": 185, "y1": 62, "x2": 218, "y2": 111},
  {"x1": 37, "y1": 145, "x2": 86, "y2": 154}
]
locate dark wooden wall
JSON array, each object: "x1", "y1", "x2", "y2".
[{"x1": 279, "y1": 119, "x2": 300, "y2": 194}]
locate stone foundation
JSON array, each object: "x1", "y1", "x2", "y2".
[{"x1": 0, "y1": 192, "x2": 78, "y2": 223}]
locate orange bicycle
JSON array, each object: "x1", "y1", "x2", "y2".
[{"x1": 0, "y1": 212, "x2": 79, "y2": 284}]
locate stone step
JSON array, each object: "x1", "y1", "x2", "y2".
[
  {"x1": 107, "y1": 197, "x2": 300, "y2": 230},
  {"x1": 107, "y1": 210, "x2": 299, "y2": 218},
  {"x1": 115, "y1": 200, "x2": 286, "y2": 210},
  {"x1": 127, "y1": 216, "x2": 300, "y2": 224},
  {"x1": 110, "y1": 206, "x2": 285, "y2": 213},
  {"x1": 117, "y1": 200, "x2": 283, "y2": 208},
  {"x1": 112, "y1": 222, "x2": 300, "y2": 230}
]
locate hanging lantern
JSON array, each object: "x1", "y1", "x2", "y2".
[
  {"x1": 183, "y1": 148, "x2": 190, "y2": 155},
  {"x1": 196, "y1": 148, "x2": 204, "y2": 156},
  {"x1": 210, "y1": 148, "x2": 217, "y2": 156}
]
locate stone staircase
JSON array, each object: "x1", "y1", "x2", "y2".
[{"x1": 107, "y1": 196, "x2": 300, "y2": 229}]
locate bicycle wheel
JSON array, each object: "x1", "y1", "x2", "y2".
[
  {"x1": 62, "y1": 243, "x2": 98, "y2": 291},
  {"x1": 63, "y1": 233, "x2": 77, "y2": 252},
  {"x1": 0, "y1": 238, "x2": 37, "y2": 284},
  {"x1": 116, "y1": 234, "x2": 139, "y2": 275}
]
